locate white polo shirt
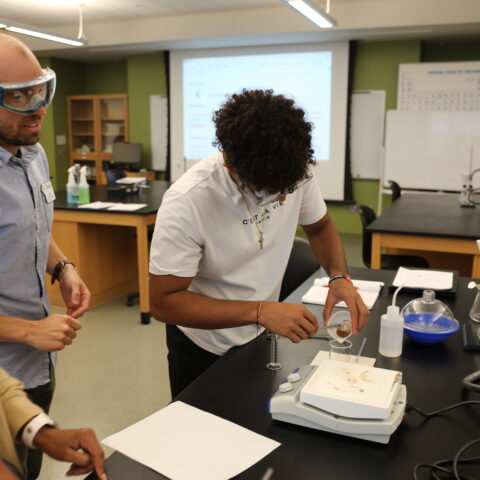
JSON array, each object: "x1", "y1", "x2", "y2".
[{"x1": 149, "y1": 153, "x2": 327, "y2": 355}]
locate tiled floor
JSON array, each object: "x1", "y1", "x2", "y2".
[{"x1": 38, "y1": 233, "x2": 363, "y2": 479}]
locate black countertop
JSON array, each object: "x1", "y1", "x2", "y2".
[
  {"x1": 54, "y1": 180, "x2": 171, "y2": 216},
  {"x1": 87, "y1": 267, "x2": 480, "y2": 480},
  {"x1": 367, "y1": 193, "x2": 480, "y2": 239}
]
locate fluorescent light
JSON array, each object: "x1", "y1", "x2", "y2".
[
  {"x1": 284, "y1": 0, "x2": 337, "y2": 28},
  {"x1": 0, "y1": 19, "x2": 87, "y2": 47}
]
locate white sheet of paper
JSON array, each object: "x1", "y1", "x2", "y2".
[
  {"x1": 102, "y1": 401, "x2": 280, "y2": 480},
  {"x1": 302, "y1": 277, "x2": 384, "y2": 309},
  {"x1": 79, "y1": 201, "x2": 116, "y2": 209},
  {"x1": 115, "y1": 177, "x2": 147, "y2": 184},
  {"x1": 106, "y1": 203, "x2": 147, "y2": 211},
  {"x1": 392, "y1": 267, "x2": 453, "y2": 290}
]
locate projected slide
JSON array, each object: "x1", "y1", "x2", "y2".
[
  {"x1": 170, "y1": 43, "x2": 349, "y2": 200},
  {"x1": 183, "y1": 51, "x2": 332, "y2": 162}
]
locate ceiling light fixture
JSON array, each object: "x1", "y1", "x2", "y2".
[
  {"x1": 283, "y1": 0, "x2": 337, "y2": 28},
  {"x1": 0, "y1": 4, "x2": 88, "y2": 47}
]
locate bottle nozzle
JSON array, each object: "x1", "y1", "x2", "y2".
[
  {"x1": 392, "y1": 284, "x2": 403, "y2": 307},
  {"x1": 386, "y1": 284, "x2": 403, "y2": 317}
]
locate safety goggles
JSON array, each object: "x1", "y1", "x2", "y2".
[
  {"x1": 240, "y1": 171, "x2": 313, "y2": 206},
  {"x1": 0, "y1": 68, "x2": 56, "y2": 114}
]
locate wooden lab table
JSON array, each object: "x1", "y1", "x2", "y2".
[
  {"x1": 48, "y1": 181, "x2": 170, "y2": 324},
  {"x1": 367, "y1": 193, "x2": 480, "y2": 278}
]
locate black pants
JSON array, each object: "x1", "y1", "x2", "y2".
[
  {"x1": 166, "y1": 324, "x2": 220, "y2": 398},
  {"x1": 18, "y1": 363, "x2": 55, "y2": 480}
]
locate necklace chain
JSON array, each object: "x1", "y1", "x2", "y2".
[{"x1": 240, "y1": 193, "x2": 266, "y2": 249}]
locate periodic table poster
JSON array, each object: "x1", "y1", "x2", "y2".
[{"x1": 397, "y1": 61, "x2": 480, "y2": 112}]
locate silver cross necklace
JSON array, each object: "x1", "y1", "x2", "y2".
[{"x1": 241, "y1": 194, "x2": 266, "y2": 249}]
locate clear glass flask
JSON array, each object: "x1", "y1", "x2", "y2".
[{"x1": 470, "y1": 290, "x2": 480, "y2": 323}]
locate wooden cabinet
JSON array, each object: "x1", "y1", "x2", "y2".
[{"x1": 67, "y1": 94, "x2": 129, "y2": 184}]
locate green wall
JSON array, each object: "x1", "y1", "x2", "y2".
[
  {"x1": 41, "y1": 38, "x2": 480, "y2": 227},
  {"x1": 127, "y1": 53, "x2": 167, "y2": 170},
  {"x1": 50, "y1": 59, "x2": 85, "y2": 188},
  {"x1": 422, "y1": 39, "x2": 480, "y2": 62},
  {"x1": 37, "y1": 57, "x2": 56, "y2": 186},
  {"x1": 84, "y1": 61, "x2": 127, "y2": 94},
  {"x1": 329, "y1": 40, "x2": 421, "y2": 235},
  {"x1": 39, "y1": 56, "x2": 164, "y2": 188}
]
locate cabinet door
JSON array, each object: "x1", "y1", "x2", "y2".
[
  {"x1": 99, "y1": 95, "x2": 129, "y2": 159},
  {"x1": 69, "y1": 97, "x2": 96, "y2": 160}
]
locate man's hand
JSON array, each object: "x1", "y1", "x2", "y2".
[
  {"x1": 323, "y1": 279, "x2": 370, "y2": 334},
  {"x1": 58, "y1": 265, "x2": 91, "y2": 318},
  {"x1": 33, "y1": 427, "x2": 106, "y2": 479},
  {"x1": 258, "y1": 302, "x2": 318, "y2": 342},
  {"x1": 27, "y1": 314, "x2": 82, "y2": 351}
]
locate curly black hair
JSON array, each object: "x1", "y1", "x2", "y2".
[{"x1": 212, "y1": 89, "x2": 315, "y2": 194}]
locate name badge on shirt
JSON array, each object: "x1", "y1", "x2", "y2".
[{"x1": 41, "y1": 181, "x2": 56, "y2": 203}]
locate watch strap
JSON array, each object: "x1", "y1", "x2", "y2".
[{"x1": 51, "y1": 260, "x2": 76, "y2": 285}]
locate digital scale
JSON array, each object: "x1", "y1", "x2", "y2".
[{"x1": 269, "y1": 361, "x2": 407, "y2": 444}]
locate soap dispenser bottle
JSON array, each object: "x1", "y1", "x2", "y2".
[
  {"x1": 78, "y1": 166, "x2": 90, "y2": 204},
  {"x1": 379, "y1": 286, "x2": 404, "y2": 357},
  {"x1": 66, "y1": 166, "x2": 79, "y2": 204}
]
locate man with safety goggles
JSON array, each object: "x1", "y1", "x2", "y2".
[
  {"x1": 149, "y1": 88, "x2": 369, "y2": 398},
  {"x1": 0, "y1": 33, "x2": 91, "y2": 480},
  {"x1": 0, "y1": 67, "x2": 56, "y2": 116}
]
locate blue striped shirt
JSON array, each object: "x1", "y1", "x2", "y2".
[{"x1": 0, "y1": 144, "x2": 56, "y2": 389}]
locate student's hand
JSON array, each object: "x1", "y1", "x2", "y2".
[
  {"x1": 323, "y1": 279, "x2": 370, "y2": 334},
  {"x1": 33, "y1": 427, "x2": 106, "y2": 479},
  {"x1": 58, "y1": 265, "x2": 91, "y2": 318},
  {"x1": 27, "y1": 314, "x2": 82, "y2": 351},
  {"x1": 258, "y1": 302, "x2": 318, "y2": 342}
]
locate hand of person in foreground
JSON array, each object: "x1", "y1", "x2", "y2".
[
  {"x1": 323, "y1": 278, "x2": 370, "y2": 334},
  {"x1": 34, "y1": 427, "x2": 106, "y2": 479},
  {"x1": 258, "y1": 301, "x2": 318, "y2": 342}
]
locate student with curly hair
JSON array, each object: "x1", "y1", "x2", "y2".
[{"x1": 150, "y1": 89, "x2": 369, "y2": 397}]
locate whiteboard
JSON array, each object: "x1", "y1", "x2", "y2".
[
  {"x1": 383, "y1": 110, "x2": 480, "y2": 191},
  {"x1": 150, "y1": 95, "x2": 168, "y2": 171},
  {"x1": 398, "y1": 61, "x2": 480, "y2": 112},
  {"x1": 350, "y1": 90, "x2": 385, "y2": 179}
]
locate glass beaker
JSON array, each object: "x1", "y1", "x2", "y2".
[
  {"x1": 328, "y1": 339, "x2": 352, "y2": 362},
  {"x1": 469, "y1": 290, "x2": 480, "y2": 323}
]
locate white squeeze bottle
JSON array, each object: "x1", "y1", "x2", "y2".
[
  {"x1": 379, "y1": 285, "x2": 404, "y2": 357},
  {"x1": 66, "y1": 166, "x2": 79, "y2": 204},
  {"x1": 78, "y1": 166, "x2": 90, "y2": 204}
]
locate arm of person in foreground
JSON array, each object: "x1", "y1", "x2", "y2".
[
  {"x1": 302, "y1": 214, "x2": 370, "y2": 334},
  {"x1": 0, "y1": 460, "x2": 22, "y2": 480},
  {"x1": 33, "y1": 427, "x2": 106, "y2": 479},
  {"x1": 150, "y1": 274, "x2": 318, "y2": 343},
  {"x1": 47, "y1": 237, "x2": 91, "y2": 318},
  {"x1": 1, "y1": 369, "x2": 105, "y2": 478}
]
